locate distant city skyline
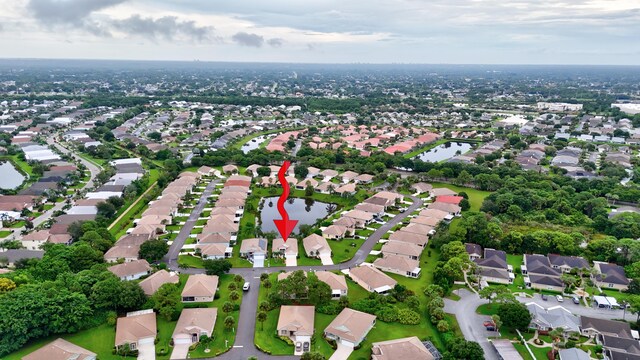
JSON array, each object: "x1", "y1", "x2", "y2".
[{"x1": 0, "y1": 0, "x2": 639, "y2": 65}]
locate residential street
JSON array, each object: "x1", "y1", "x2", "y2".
[{"x1": 164, "y1": 180, "x2": 219, "y2": 269}]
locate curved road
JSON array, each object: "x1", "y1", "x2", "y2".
[{"x1": 165, "y1": 191, "x2": 424, "y2": 360}]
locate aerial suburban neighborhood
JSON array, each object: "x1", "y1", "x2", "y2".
[{"x1": 1, "y1": 2, "x2": 640, "y2": 359}]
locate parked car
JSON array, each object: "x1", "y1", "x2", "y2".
[
  {"x1": 541, "y1": 294, "x2": 548, "y2": 301},
  {"x1": 243, "y1": 282, "x2": 250, "y2": 291},
  {"x1": 485, "y1": 326, "x2": 496, "y2": 331},
  {"x1": 572, "y1": 297, "x2": 580, "y2": 304},
  {"x1": 483, "y1": 321, "x2": 495, "y2": 327},
  {"x1": 556, "y1": 295, "x2": 564, "y2": 302}
]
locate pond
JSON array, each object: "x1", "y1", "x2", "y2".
[
  {"x1": 242, "y1": 135, "x2": 274, "y2": 154},
  {"x1": 0, "y1": 161, "x2": 26, "y2": 190},
  {"x1": 259, "y1": 197, "x2": 336, "y2": 234},
  {"x1": 414, "y1": 141, "x2": 473, "y2": 162}
]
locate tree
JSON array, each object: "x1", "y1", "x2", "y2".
[
  {"x1": 228, "y1": 282, "x2": 237, "y2": 291},
  {"x1": 257, "y1": 311, "x2": 267, "y2": 330},
  {"x1": 305, "y1": 184, "x2": 314, "y2": 197},
  {"x1": 234, "y1": 274, "x2": 244, "y2": 284},
  {"x1": 257, "y1": 166, "x2": 271, "y2": 177},
  {"x1": 478, "y1": 286, "x2": 516, "y2": 305},
  {"x1": 437, "y1": 319, "x2": 450, "y2": 332},
  {"x1": 152, "y1": 283, "x2": 181, "y2": 321},
  {"x1": 96, "y1": 201, "x2": 116, "y2": 219},
  {"x1": 222, "y1": 301, "x2": 234, "y2": 314},
  {"x1": 497, "y1": 302, "x2": 532, "y2": 330},
  {"x1": 259, "y1": 301, "x2": 270, "y2": 312},
  {"x1": 491, "y1": 314, "x2": 502, "y2": 334},
  {"x1": 203, "y1": 259, "x2": 232, "y2": 276},
  {"x1": 138, "y1": 239, "x2": 169, "y2": 263},
  {"x1": 0, "y1": 284, "x2": 92, "y2": 355},
  {"x1": 294, "y1": 166, "x2": 309, "y2": 179},
  {"x1": 224, "y1": 315, "x2": 235, "y2": 330},
  {"x1": 0, "y1": 278, "x2": 16, "y2": 294},
  {"x1": 446, "y1": 338, "x2": 484, "y2": 360},
  {"x1": 262, "y1": 278, "x2": 272, "y2": 290},
  {"x1": 148, "y1": 131, "x2": 162, "y2": 141},
  {"x1": 229, "y1": 290, "x2": 240, "y2": 302}
]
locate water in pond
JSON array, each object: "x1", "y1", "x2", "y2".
[
  {"x1": 242, "y1": 135, "x2": 274, "y2": 154},
  {"x1": 259, "y1": 197, "x2": 335, "y2": 234},
  {"x1": 414, "y1": 141, "x2": 473, "y2": 162},
  {"x1": 0, "y1": 162, "x2": 26, "y2": 190}
]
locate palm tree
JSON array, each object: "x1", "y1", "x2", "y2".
[
  {"x1": 257, "y1": 311, "x2": 267, "y2": 330},
  {"x1": 224, "y1": 316, "x2": 235, "y2": 330}
]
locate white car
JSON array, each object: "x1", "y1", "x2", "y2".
[
  {"x1": 556, "y1": 295, "x2": 564, "y2": 302},
  {"x1": 243, "y1": 282, "x2": 250, "y2": 291}
]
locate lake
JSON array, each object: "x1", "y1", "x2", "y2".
[
  {"x1": 0, "y1": 161, "x2": 26, "y2": 190},
  {"x1": 259, "y1": 197, "x2": 335, "y2": 234},
  {"x1": 242, "y1": 135, "x2": 274, "y2": 154},
  {"x1": 414, "y1": 141, "x2": 473, "y2": 162}
]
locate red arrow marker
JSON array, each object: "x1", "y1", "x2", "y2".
[{"x1": 273, "y1": 160, "x2": 298, "y2": 242}]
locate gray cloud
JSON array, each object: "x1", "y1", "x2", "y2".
[
  {"x1": 28, "y1": 0, "x2": 127, "y2": 24},
  {"x1": 267, "y1": 38, "x2": 283, "y2": 47},
  {"x1": 111, "y1": 15, "x2": 215, "y2": 42},
  {"x1": 231, "y1": 32, "x2": 264, "y2": 47}
]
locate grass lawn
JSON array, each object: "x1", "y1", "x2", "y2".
[
  {"x1": 4, "y1": 323, "x2": 117, "y2": 360},
  {"x1": 0, "y1": 230, "x2": 12, "y2": 239},
  {"x1": 7, "y1": 220, "x2": 25, "y2": 228},
  {"x1": 476, "y1": 303, "x2": 498, "y2": 315},
  {"x1": 506, "y1": 254, "x2": 533, "y2": 294},
  {"x1": 328, "y1": 238, "x2": 364, "y2": 264},
  {"x1": 429, "y1": 182, "x2": 491, "y2": 211}
]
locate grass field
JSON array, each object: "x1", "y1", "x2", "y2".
[
  {"x1": 429, "y1": 182, "x2": 491, "y2": 212},
  {"x1": 4, "y1": 323, "x2": 117, "y2": 360}
]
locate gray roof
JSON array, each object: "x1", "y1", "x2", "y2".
[
  {"x1": 526, "y1": 303, "x2": 579, "y2": 332},
  {"x1": 0, "y1": 249, "x2": 44, "y2": 263},
  {"x1": 580, "y1": 316, "x2": 633, "y2": 338},
  {"x1": 529, "y1": 274, "x2": 563, "y2": 287},
  {"x1": 548, "y1": 254, "x2": 590, "y2": 270},
  {"x1": 558, "y1": 348, "x2": 590, "y2": 360}
]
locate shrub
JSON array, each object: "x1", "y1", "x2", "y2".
[
  {"x1": 397, "y1": 308, "x2": 421, "y2": 325},
  {"x1": 375, "y1": 306, "x2": 399, "y2": 323}
]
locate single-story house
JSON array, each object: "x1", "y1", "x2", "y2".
[
  {"x1": 324, "y1": 308, "x2": 376, "y2": 347},
  {"x1": 115, "y1": 310, "x2": 156, "y2": 352},
  {"x1": 592, "y1": 261, "x2": 630, "y2": 291},
  {"x1": 580, "y1": 316, "x2": 633, "y2": 339},
  {"x1": 315, "y1": 271, "x2": 348, "y2": 299},
  {"x1": 23, "y1": 338, "x2": 96, "y2": 360},
  {"x1": 323, "y1": 225, "x2": 348, "y2": 240},
  {"x1": 374, "y1": 254, "x2": 421, "y2": 278},
  {"x1": 349, "y1": 265, "x2": 397, "y2": 294},
  {"x1": 381, "y1": 241, "x2": 422, "y2": 260},
  {"x1": 172, "y1": 308, "x2": 217, "y2": 346},
  {"x1": 302, "y1": 234, "x2": 331, "y2": 258},
  {"x1": 181, "y1": 274, "x2": 219, "y2": 303},
  {"x1": 107, "y1": 259, "x2": 152, "y2": 281},
  {"x1": 277, "y1": 305, "x2": 315, "y2": 355},
  {"x1": 197, "y1": 243, "x2": 233, "y2": 260},
  {"x1": 371, "y1": 336, "x2": 434, "y2": 360},
  {"x1": 138, "y1": 270, "x2": 180, "y2": 296}
]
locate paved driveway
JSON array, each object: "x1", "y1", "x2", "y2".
[
  {"x1": 137, "y1": 342, "x2": 155, "y2": 360},
  {"x1": 328, "y1": 343, "x2": 353, "y2": 360},
  {"x1": 170, "y1": 344, "x2": 189, "y2": 360},
  {"x1": 320, "y1": 254, "x2": 334, "y2": 265}
]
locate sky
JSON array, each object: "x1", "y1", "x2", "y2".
[{"x1": 0, "y1": 0, "x2": 639, "y2": 65}]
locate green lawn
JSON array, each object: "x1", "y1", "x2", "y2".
[
  {"x1": 328, "y1": 238, "x2": 364, "y2": 264},
  {"x1": 429, "y1": 183, "x2": 491, "y2": 212},
  {"x1": 4, "y1": 323, "x2": 117, "y2": 360},
  {"x1": 0, "y1": 230, "x2": 12, "y2": 239}
]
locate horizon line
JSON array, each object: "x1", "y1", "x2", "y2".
[{"x1": 1, "y1": 57, "x2": 639, "y2": 67}]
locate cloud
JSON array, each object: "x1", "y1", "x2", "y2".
[
  {"x1": 267, "y1": 38, "x2": 283, "y2": 47},
  {"x1": 110, "y1": 15, "x2": 215, "y2": 42},
  {"x1": 27, "y1": 0, "x2": 127, "y2": 24},
  {"x1": 231, "y1": 32, "x2": 264, "y2": 47}
]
